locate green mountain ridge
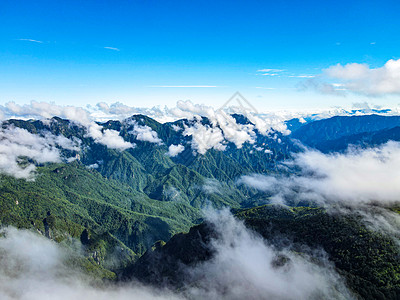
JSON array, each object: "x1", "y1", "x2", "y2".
[{"x1": 1, "y1": 113, "x2": 400, "y2": 297}]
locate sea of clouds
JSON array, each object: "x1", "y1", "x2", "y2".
[{"x1": 0, "y1": 210, "x2": 354, "y2": 300}]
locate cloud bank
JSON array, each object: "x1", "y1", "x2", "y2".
[
  {"x1": 0, "y1": 210, "x2": 352, "y2": 300},
  {"x1": 0, "y1": 227, "x2": 181, "y2": 300},
  {"x1": 2, "y1": 99, "x2": 400, "y2": 156},
  {"x1": 0, "y1": 127, "x2": 78, "y2": 179},
  {"x1": 239, "y1": 141, "x2": 400, "y2": 205},
  {"x1": 1, "y1": 101, "x2": 133, "y2": 151},
  {"x1": 183, "y1": 209, "x2": 352, "y2": 300}
]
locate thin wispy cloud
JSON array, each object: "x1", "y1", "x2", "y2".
[
  {"x1": 16, "y1": 38, "x2": 43, "y2": 44},
  {"x1": 147, "y1": 85, "x2": 219, "y2": 88},
  {"x1": 257, "y1": 69, "x2": 285, "y2": 73},
  {"x1": 257, "y1": 68, "x2": 315, "y2": 79},
  {"x1": 104, "y1": 46, "x2": 120, "y2": 51},
  {"x1": 257, "y1": 69, "x2": 284, "y2": 77}
]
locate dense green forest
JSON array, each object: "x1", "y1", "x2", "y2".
[{"x1": 1, "y1": 113, "x2": 400, "y2": 299}]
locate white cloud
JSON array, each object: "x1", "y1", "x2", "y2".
[
  {"x1": 201, "y1": 178, "x2": 222, "y2": 195},
  {"x1": 43, "y1": 132, "x2": 81, "y2": 151},
  {"x1": 1, "y1": 99, "x2": 375, "y2": 144},
  {"x1": 163, "y1": 186, "x2": 182, "y2": 201},
  {"x1": 170, "y1": 124, "x2": 182, "y2": 132},
  {"x1": 256, "y1": 69, "x2": 286, "y2": 77},
  {"x1": 0, "y1": 213, "x2": 352, "y2": 300},
  {"x1": 87, "y1": 163, "x2": 99, "y2": 169},
  {"x1": 3, "y1": 100, "x2": 400, "y2": 156},
  {"x1": 0, "y1": 127, "x2": 78, "y2": 179},
  {"x1": 17, "y1": 38, "x2": 43, "y2": 43},
  {"x1": 246, "y1": 113, "x2": 290, "y2": 136},
  {"x1": 239, "y1": 141, "x2": 400, "y2": 205},
  {"x1": 257, "y1": 69, "x2": 285, "y2": 73},
  {"x1": 87, "y1": 123, "x2": 134, "y2": 150},
  {"x1": 183, "y1": 122, "x2": 226, "y2": 154},
  {"x1": 175, "y1": 100, "x2": 283, "y2": 153},
  {"x1": 185, "y1": 209, "x2": 351, "y2": 299},
  {"x1": 128, "y1": 121, "x2": 163, "y2": 145},
  {"x1": 166, "y1": 144, "x2": 185, "y2": 157},
  {"x1": 104, "y1": 47, "x2": 120, "y2": 51},
  {"x1": 92, "y1": 102, "x2": 174, "y2": 123},
  {"x1": 0, "y1": 227, "x2": 182, "y2": 300},
  {"x1": 323, "y1": 58, "x2": 400, "y2": 96},
  {"x1": 214, "y1": 110, "x2": 256, "y2": 148},
  {"x1": 260, "y1": 73, "x2": 280, "y2": 76},
  {"x1": 0, "y1": 101, "x2": 133, "y2": 151},
  {"x1": 2, "y1": 101, "x2": 91, "y2": 125}
]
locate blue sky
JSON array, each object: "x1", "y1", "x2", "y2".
[{"x1": 1, "y1": 0, "x2": 400, "y2": 110}]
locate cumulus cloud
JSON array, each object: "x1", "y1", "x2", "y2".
[
  {"x1": 0, "y1": 126, "x2": 79, "y2": 179},
  {"x1": 166, "y1": 144, "x2": 185, "y2": 157},
  {"x1": 239, "y1": 141, "x2": 400, "y2": 205},
  {"x1": 183, "y1": 122, "x2": 226, "y2": 154},
  {"x1": 214, "y1": 110, "x2": 256, "y2": 148},
  {"x1": 175, "y1": 100, "x2": 283, "y2": 154},
  {"x1": 183, "y1": 209, "x2": 352, "y2": 300},
  {"x1": 87, "y1": 123, "x2": 133, "y2": 150},
  {"x1": 174, "y1": 99, "x2": 289, "y2": 136},
  {"x1": 304, "y1": 58, "x2": 400, "y2": 96},
  {"x1": 128, "y1": 121, "x2": 163, "y2": 145}
]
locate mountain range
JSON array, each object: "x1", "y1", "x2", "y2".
[{"x1": 1, "y1": 113, "x2": 399, "y2": 299}]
